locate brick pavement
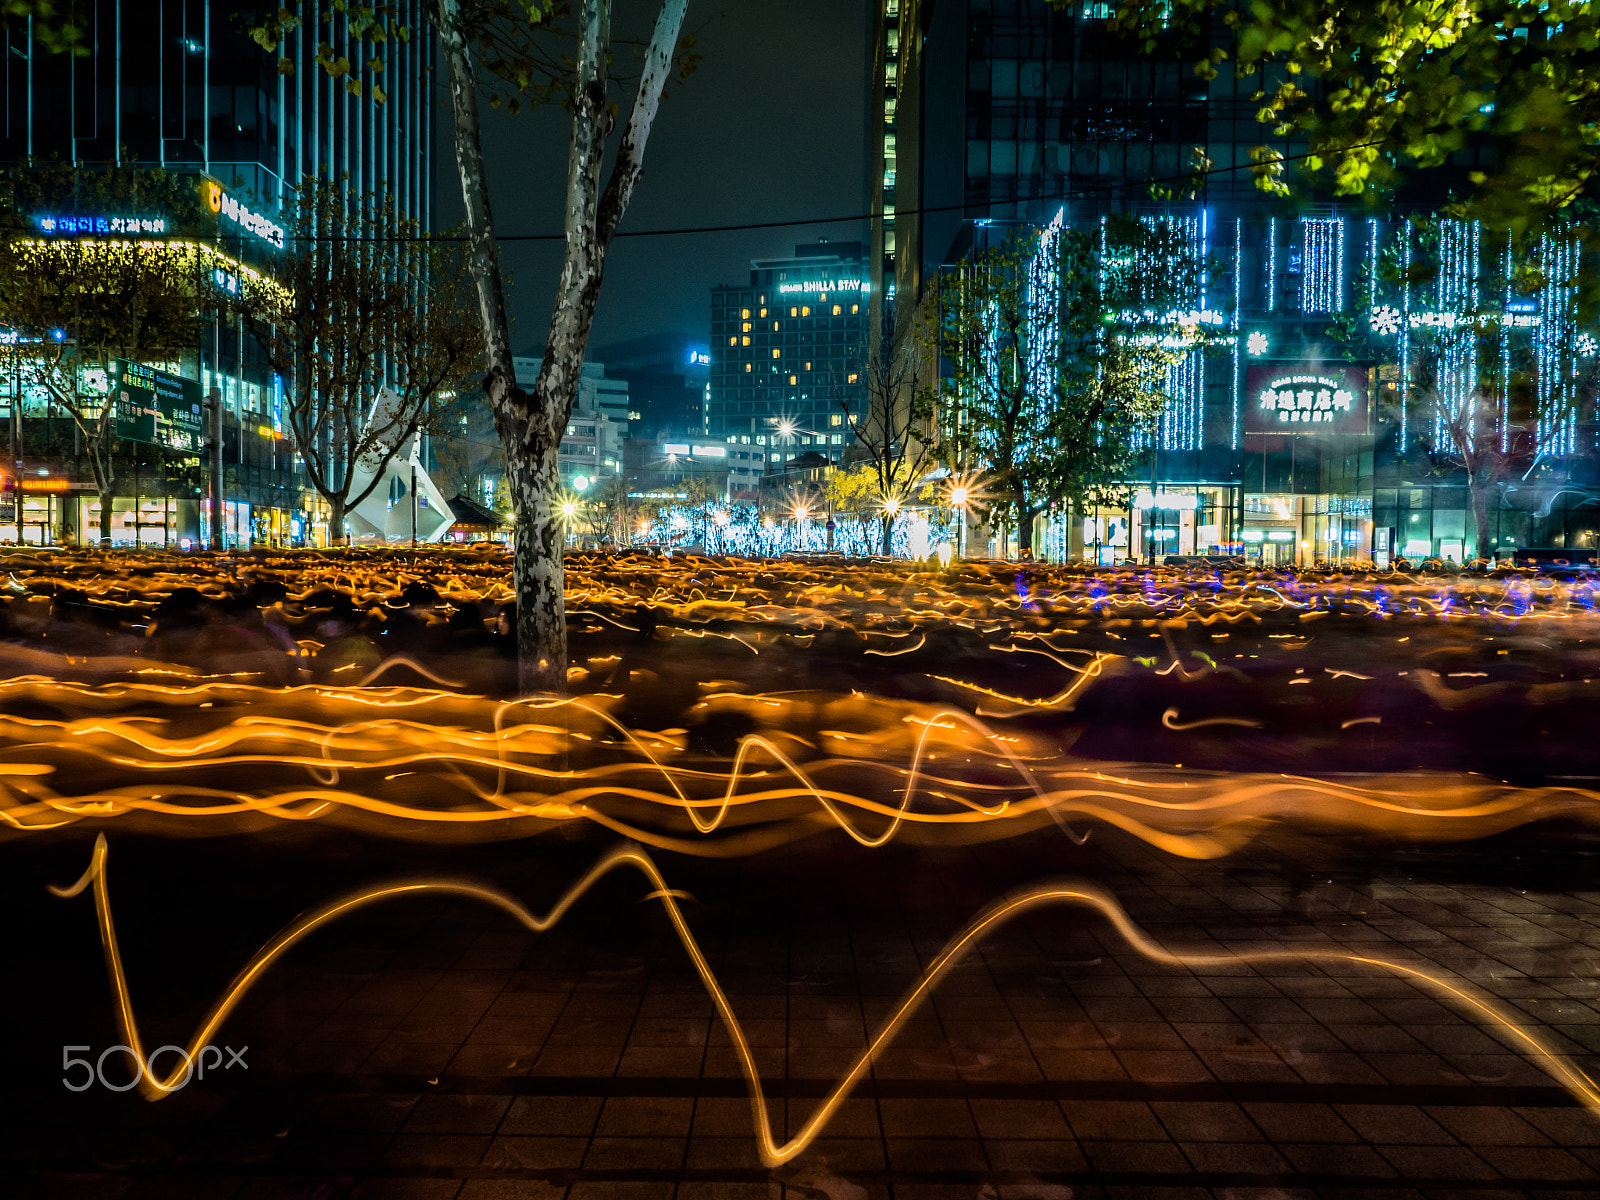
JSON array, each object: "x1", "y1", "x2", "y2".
[{"x1": 6, "y1": 823, "x2": 1600, "y2": 1199}]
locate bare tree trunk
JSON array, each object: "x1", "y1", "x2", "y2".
[
  {"x1": 329, "y1": 496, "x2": 347, "y2": 545},
  {"x1": 1470, "y1": 473, "x2": 1493, "y2": 563},
  {"x1": 98, "y1": 488, "x2": 113, "y2": 546},
  {"x1": 882, "y1": 512, "x2": 894, "y2": 556},
  {"x1": 507, "y1": 431, "x2": 566, "y2": 687}
]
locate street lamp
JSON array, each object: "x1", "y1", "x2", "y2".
[
  {"x1": 795, "y1": 504, "x2": 808, "y2": 551},
  {"x1": 950, "y1": 486, "x2": 969, "y2": 559}
]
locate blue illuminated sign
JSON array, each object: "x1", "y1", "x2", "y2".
[
  {"x1": 272, "y1": 374, "x2": 283, "y2": 435},
  {"x1": 37, "y1": 215, "x2": 168, "y2": 236}
]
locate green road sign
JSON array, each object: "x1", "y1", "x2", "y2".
[{"x1": 111, "y1": 359, "x2": 204, "y2": 454}]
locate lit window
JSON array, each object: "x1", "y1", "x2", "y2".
[
  {"x1": 757, "y1": 435, "x2": 767, "y2": 445},
  {"x1": 789, "y1": 375, "x2": 797, "y2": 385},
  {"x1": 759, "y1": 307, "x2": 767, "y2": 317},
  {"x1": 832, "y1": 305, "x2": 842, "y2": 316},
  {"x1": 742, "y1": 321, "x2": 751, "y2": 332},
  {"x1": 804, "y1": 361, "x2": 812, "y2": 371},
  {"x1": 789, "y1": 307, "x2": 797, "y2": 317},
  {"x1": 742, "y1": 336, "x2": 751, "y2": 346},
  {"x1": 745, "y1": 363, "x2": 752, "y2": 373},
  {"x1": 847, "y1": 373, "x2": 859, "y2": 383},
  {"x1": 802, "y1": 306, "x2": 811, "y2": 316},
  {"x1": 771, "y1": 349, "x2": 781, "y2": 359},
  {"x1": 852, "y1": 304, "x2": 859, "y2": 314},
  {"x1": 728, "y1": 336, "x2": 736, "y2": 346},
  {"x1": 832, "y1": 434, "x2": 843, "y2": 444},
  {"x1": 741, "y1": 308, "x2": 750, "y2": 319},
  {"x1": 830, "y1": 413, "x2": 842, "y2": 426}
]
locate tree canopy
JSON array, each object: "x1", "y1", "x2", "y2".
[{"x1": 1107, "y1": 0, "x2": 1600, "y2": 242}]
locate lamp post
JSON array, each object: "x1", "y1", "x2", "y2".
[{"x1": 950, "y1": 486, "x2": 968, "y2": 559}]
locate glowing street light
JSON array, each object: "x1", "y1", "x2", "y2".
[
  {"x1": 950, "y1": 487, "x2": 968, "y2": 507},
  {"x1": 883, "y1": 496, "x2": 901, "y2": 515},
  {"x1": 561, "y1": 501, "x2": 577, "y2": 518}
]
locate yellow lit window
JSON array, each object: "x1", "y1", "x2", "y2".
[
  {"x1": 830, "y1": 413, "x2": 842, "y2": 426},
  {"x1": 727, "y1": 336, "x2": 736, "y2": 346},
  {"x1": 742, "y1": 321, "x2": 751, "y2": 332},
  {"x1": 847, "y1": 373, "x2": 859, "y2": 383},
  {"x1": 801, "y1": 306, "x2": 811, "y2": 316},
  {"x1": 741, "y1": 308, "x2": 750, "y2": 319},
  {"x1": 745, "y1": 363, "x2": 752, "y2": 373},
  {"x1": 742, "y1": 336, "x2": 751, "y2": 346},
  {"x1": 759, "y1": 307, "x2": 767, "y2": 317},
  {"x1": 832, "y1": 304, "x2": 842, "y2": 316},
  {"x1": 789, "y1": 375, "x2": 797, "y2": 385},
  {"x1": 759, "y1": 295, "x2": 765, "y2": 304},
  {"x1": 789, "y1": 306, "x2": 798, "y2": 317},
  {"x1": 773, "y1": 322, "x2": 781, "y2": 331},
  {"x1": 805, "y1": 362, "x2": 812, "y2": 370},
  {"x1": 771, "y1": 348, "x2": 781, "y2": 359},
  {"x1": 851, "y1": 304, "x2": 860, "y2": 314}
]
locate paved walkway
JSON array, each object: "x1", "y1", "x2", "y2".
[{"x1": 5, "y1": 823, "x2": 1600, "y2": 1199}]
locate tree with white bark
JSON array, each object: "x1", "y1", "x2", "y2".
[{"x1": 252, "y1": 1, "x2": 693, "y2": 692}]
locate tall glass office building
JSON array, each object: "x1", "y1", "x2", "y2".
[
  {"x1": 0, "y1": 1, "x2": 435, "y2": 547},
  {"x1": 1, "y1": 0, "x2": 433, "y2": 223},
  {"x1": 878, "y1": 0, "x2": 1596, "y2": 565}
]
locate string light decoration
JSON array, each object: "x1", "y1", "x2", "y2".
[
  {"x1": 1500, "y1": 235, "x2": 1514, "y2": 453},
  {"x1": 1231, "y1": 217, "x2": 1243, "y2": 450},
  {"x1": 1266, "y1": 216, "x2": 1277, "y2": 312},
  {"x1": 1577, "y1": 333, "x2": 1598, "y2": 357},
  {"x1": 1433, "y1": 219, "x2": 1480, "y2": 448},
  {"x1": 1139, "y1": 211, "x2": 1209, "y2": 451},
  {"x1": 1398, "y1": 227, "x2": 1413, "y2": 446},
  {"x1": 1367, "y1": 218, "x2": 1380, "y2": 311},
  {"x1": 1536, "y1": 229, "x2": 1581, "y2": 456},
  {"x1": 1299, "y1": 217, "x2": 1345, "y2": 313}
]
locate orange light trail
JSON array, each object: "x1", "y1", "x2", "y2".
[{"x1": 53, "y1": 835, "x2": 1600, "y2": 1164}]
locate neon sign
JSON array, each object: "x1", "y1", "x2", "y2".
[
  {"x1": 1243, "y1": 363, "x2": 1370, "y2": 435},
  {"x1": 204, "y1": 182, "x2": 285, "y2": 250},
  {"x1": 37, "y1": 215, "x2": 167, "y2": 236},
  {"x1": 777, "y1": 279, "x2": 866, "y2": 294}
]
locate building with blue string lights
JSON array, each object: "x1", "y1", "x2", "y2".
[{"x1": 875, "y1": 0, "x2": 1599, "y2": 565}]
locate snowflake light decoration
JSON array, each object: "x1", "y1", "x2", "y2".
[
  {"x1": 1246, "y1": 331, "x2": 1269, "y2": 356},
  {"x1": 1369, "y1": 305, "x2": 1402, "y2": 336},
  {"x1": 1577, "y1": 333, "x2": 1599, "y2": 357},
  {"x1": 1369, "y1": 306, "x2": 1403, "y2": 336}
]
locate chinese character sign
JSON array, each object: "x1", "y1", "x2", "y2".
[
  {"x1": 1243, "y1": 363, "x2": 1371, "y2": 435},
  {"x1": 111, "y1": 359, "x2": 203, "y2": 453}
]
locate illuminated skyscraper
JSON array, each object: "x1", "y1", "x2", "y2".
[
  {"x1": 708, "y1": 242, "x2": 869, "y2": 465},
  {"x1": 0, "y1": 0, "x2": 433, "y2": 225}
]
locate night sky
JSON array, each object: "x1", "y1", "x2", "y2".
[{"x1": 433, "y1": 1, "x2": 871, "y2": 358}]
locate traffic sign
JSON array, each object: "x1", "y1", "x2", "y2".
[{"x1": 111, "y1": 360, "x2": 205, "y2": 454}]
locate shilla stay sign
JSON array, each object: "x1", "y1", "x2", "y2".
[{"x1": 1244, "y1": 362, "x2": 1371, "y2": 435}]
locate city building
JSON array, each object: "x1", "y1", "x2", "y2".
[
  {"x1": 0, "y1": 1, "x2": 435, "y2": 547},
  {"x1": 591, "y1": 332, "x2": 710, "y2": 444},
  {"x1": 707, "y1": 241, "x2": 870, "y2": 468},
  {"x1": 511, "y1": 358, "x2": 629, "y2": 491},
  {"x1": 885, "y1": 0, "x2": 1592, "y2": 565}
]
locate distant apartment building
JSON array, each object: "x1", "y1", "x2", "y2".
[{"x1": 707, "y1": 242, "x2": 869, "y2": 466}]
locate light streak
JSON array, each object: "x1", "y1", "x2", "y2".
[{"x1": 54, "y1": 836, "x2": 1600, "y2": 1162}]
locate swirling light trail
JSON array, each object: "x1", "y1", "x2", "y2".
[{"x1": 53, "y1": 836, "x2": 1600, "y2": 1165}]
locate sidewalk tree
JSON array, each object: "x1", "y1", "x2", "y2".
[
  {"x1": 231, "y1": 180, "x2": 480, "y2": 544},
  {"x1": 930, "y1": 214, "x2": 1202, "y2": 558},
  {"x1": 251, "y1": 0, "x2": 695, "y2": 692},
  {"x1": 827, "y1": 293, "x2": 940, "y2": 554},
  {"x1": 1349, "y1": 218, "x2": 1600, "y2": 561}
]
